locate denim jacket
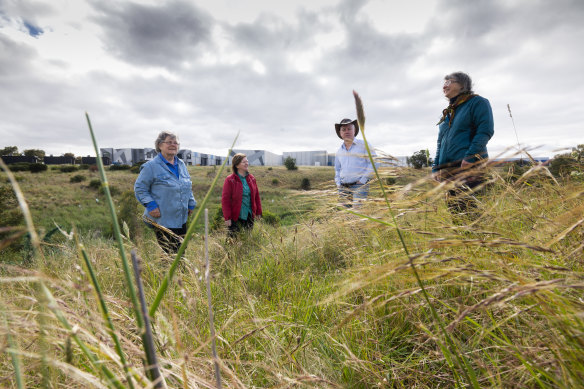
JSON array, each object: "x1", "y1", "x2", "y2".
[{"x1": 134, "y1": 155, "x2": 196, "y2": 228}]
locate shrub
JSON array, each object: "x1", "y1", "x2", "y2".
[
  {"x1": 262, "y1": 210, "x2": 280, "y2": 226},
  {"x1": 88, "y1": 179, "x2": 102, "y2": 190},
  {"x1": 300, "y1": 177, "x2": 311, "y2": 190},
  {"x1": 89, "y1": 165, "x2": 98, "y2": 172},
  {"x1": 70, "y1": 174, "x2": 86, "y2": 183},
  {"x1": 268, "y1": 167, "x2": 273, "y2": 171},
  {"x1": 130, "y1": 161, "x2": 146, "y2": 174},
  {"x1": 79, "y1": 164, "x2": 90, "y2": 170},
  {"x1": 29, "y1": 163, "x2": 47, "y2": 173},
  {"x1": 211, "y1": 206, "x2": 225, "y2": 231},
  {"x1": 272, "y1": 178, "x2": 279, "y2": 185},
  {"x1": 109, "y1": 164, "x2": 131, "y2": 171},
  {"x1": 7, "y1": 163, "x2": 31, "y2": 172},
  {"x1": 59, "y1": 165, "x2": 78, "y2": 173},
  {"x1": 284, "y1": 156, "x2": 298, "y2": 170},
  {"x1": 548, "y1": 154, "x2": 578, "y2": 177},
  {"x1": 117, "y1": 190, "x2": 142, "y2": 239}
]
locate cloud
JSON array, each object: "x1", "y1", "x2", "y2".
[{"x1": 90, "y1": 0, "x2": 214, "y2": 69}]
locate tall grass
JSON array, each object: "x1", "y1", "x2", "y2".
[{"x1": 1, "y1": 125, "x2": 584, "y2": 386}]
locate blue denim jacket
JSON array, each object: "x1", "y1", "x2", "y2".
[{"x1": 134, "y1": 155, "x2": 196, "y2": 228}]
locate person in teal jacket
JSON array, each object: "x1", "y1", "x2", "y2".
[
  {"x1": 134, "y1": 131, "x2": 196, "y2": 254},
  {"x1": 432, "y1": 72, "x2": 494, "y2": 219}
]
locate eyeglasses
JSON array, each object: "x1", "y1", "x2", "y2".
[
  {"x1": 443, "y1": 79, "x2": 458, "y2": 86},
  {"x1": 161, "y1": 141, "x2": 180, "y2": 146}
]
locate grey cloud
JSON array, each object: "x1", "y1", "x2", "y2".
[{"x1": 91, "y1": 0, "x2": 214, "y2": 69}]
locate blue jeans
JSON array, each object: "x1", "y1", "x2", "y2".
[{"x1": 338, "y1": 183, "x2": 369, "y2": 208}]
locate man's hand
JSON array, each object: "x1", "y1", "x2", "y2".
[
  {"x1": 461, "y1": 160, "x2": 472, "y2": 169},
  {"x1": 188, "y1": 209, "x2": 193, "y2": 216},
  {"x1": 149, "y1": 208, "x2": 161, "y2": 218}
]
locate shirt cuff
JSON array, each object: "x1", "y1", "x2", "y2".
[
  {"x1": 188, "y1": 205, "x2": 195, "y2": 210},
  {"x1": 145, "y1": 201, "x2": 158, "y2": 212}
]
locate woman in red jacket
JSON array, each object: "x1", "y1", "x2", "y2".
[{"x1": 222, "y1": 153, "x2": 262, "y2": 235}]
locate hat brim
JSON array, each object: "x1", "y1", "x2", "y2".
[{"x1": 335, "y1": 120, "x2": 359, "y2": 139}]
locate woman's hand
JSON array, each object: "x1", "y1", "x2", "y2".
[
  {"x1": 224, "y1": 220, "x2": 232, "y2": 227},
  {"x1": 149, "y1": 208, "x2": 161, "y2": 218}
]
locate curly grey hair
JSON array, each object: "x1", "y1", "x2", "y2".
[
  {"x1": 155, "y1": 131, "x2": 179, "y2": 152},
  {"x1": 445, "y1": 72, "x2": 474, "y2": 94}
]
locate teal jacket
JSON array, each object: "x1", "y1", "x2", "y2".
[
  {"x1": 134, "y1": 155, "x2": 196, "y2": 228},
  {"x1": 432, "y1": 95, "x2": 494, "y2": 172}
]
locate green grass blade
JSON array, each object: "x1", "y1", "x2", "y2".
[
  {"x1": 2, "y1": 306, "x2": 25, "y2": 389},
  {"x1": 85, "y1": 113, "x2": 144, "y2": 332},
  {"x1": 77, "y1": 236, "x2": 135, "y2": 389},
  {"x1": 149, "y1": 133, "x2": 239, "y2": 317},
  {"x1": 130, "y1": 250, "x2": 166, "y2": 388},
  {"x1": 40, "y1": 283, "x2": 126, "y2": 389}
]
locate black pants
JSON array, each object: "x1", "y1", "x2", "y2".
[
  {"x1": 437, "y1": 166, "x2": 486, "y2": 222},
  {"x1": 154, "y1": 223, "x2": 187, "y2": 254},
  {"x1": 228, "y1": 217, "x2": 254, "y2": 237}
]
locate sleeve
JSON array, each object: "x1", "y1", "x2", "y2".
[
  {"x1": 187, "y1": 168, "x2": 196, "y2": 210},
  {"x1": 359, "y1": 143, "x2": 376, "y2": 184},
  {"x1": 465, "y1": 98, "x2": 494, "y2": 162},
  {"x1": 334, "y1": 151, "x2": 341, "y2": 187},
  {"x1": 221, "y1": 177, "x2": 232, "y2": 221},
  {"x1": 134, "y1": 163, "x2": 158, "y2": 209}
]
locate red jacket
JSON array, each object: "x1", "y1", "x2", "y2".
[{"x1": 221, "y1": 173, "x2": 262, "y2": 222}]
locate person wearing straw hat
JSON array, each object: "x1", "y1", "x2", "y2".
[
  {"x1": 334, "y1": 118, "x2": 375, "y2": 208},
  {"x1": 134, "y1": 131, "x2": 196, "y2": 254},
  {"x1": 432, "y1": 71, "x2": 494, "y2": 220}
]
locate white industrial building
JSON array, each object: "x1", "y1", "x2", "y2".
[
  {"x1": 283, "y1": 151, "x2": 328, "y2": 166},
  {"x1": 230, "y1": 149, "x2": 283, "y2": 166}
]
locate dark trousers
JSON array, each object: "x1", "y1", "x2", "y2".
[
  {"x1": 154, "y1": 223, "x2": 187, "y2": 254},
  {"x1": 228, "y1": 217, "x2": 254, "y2": 237}
]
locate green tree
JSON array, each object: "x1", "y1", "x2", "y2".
[
  {"x1": 64, "y1": 152, "x2": 75, "y2": 159},
  {"x1": 23, "y1": 149, "x2": 46, "y2": 159},
  {"x1": 0, "y1": 146, "x2": 18, "y2": 156},
  {"x1": 571, "y1": 144, "x2": 584, "y2": 163},
  {"x1": 408, "y1": 149, "x2": 433, "y2": 169},
  {"x1": 284, "y1": 156, "x2": 298, "y2": 170}
]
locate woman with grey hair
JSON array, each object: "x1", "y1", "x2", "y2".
[
  {"x1": 134, "y1": 131, "x2": 196, "y2": 254},
  {"x1": 432, "y1": 71, "x2": 494, "y2": 220}
]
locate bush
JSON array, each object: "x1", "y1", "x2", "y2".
[
  {"x1": 549, "y1": 154, "x2": 579, "y2": 178},
  {"x1": 300, "y1": 177, "x2": 311, "y2": 190},
  {"x1": 211, "y1": 206, "x2": 225, "y2": 231},
  {"x1": 271, "y1": 178, "x2": 279, "y2": 185},
  {"x1": 130, "y1": 161, "x2": 146, "y2": 174},
  {"x1": 109, "y1": 164, "x2": 131, "y2": 171},
  {"x1": 284, "y1": 156, "x2": 298, "y2": 170},
  {"x1": 59, "y1": 165, "x2": 78, "y2": 173},
  {"x1": 88, "y1": 179, "x2": 102, "y2": 190},
  {"x1": 408, "y1": 150, "x2": 432, "y2": 169},
  {"x1": 70, "y1": 175, "x2": 86, "y2": 183},
  {"x1": 262, "y1": 210, "x2": 280, "y2": 226},
  {"x1": 89, "y1": 165, "x2": 98, "y2": 173},
  {"x1": 7, "y1": 163, "x2": 31, "y2": 172},
  {"x1": 268, "y1": 167, "x2": 273, "y2": 171},
  {"x1": 79, "y1": 164, "x2": 90, "y2": 170},
  {"x1": 29, "y1": 163, "x2": 47, "y2": 173},
  {"x1": 117, "y1": 190, "x2": 142, "y2": 239}
]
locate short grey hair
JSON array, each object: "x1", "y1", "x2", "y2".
[
  {"x1": 155, "y1": 131, "x2": 178, "y2": 152},
  {"x1": 445, "y1": 72, "x2": 473, "y2": 93}
]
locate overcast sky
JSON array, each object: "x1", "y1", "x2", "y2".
[{"x1": 1, "y1": 0, "x2": 583, "y2": 159}]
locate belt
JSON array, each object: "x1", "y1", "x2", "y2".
[{"x1": 340, "y1": 182, "x2": 358, "y2": 187}]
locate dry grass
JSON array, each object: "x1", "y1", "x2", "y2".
[{"x1": 1, "y1": 161, "x2": 584, "y2": 388}]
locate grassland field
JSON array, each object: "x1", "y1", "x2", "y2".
[{"x1": 1, "y1": 162, "x2": 583, "y2": 388}]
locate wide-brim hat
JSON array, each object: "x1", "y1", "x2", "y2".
[{"x1": 334, "y1": 118, "x2": 359, "y2": 139}]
